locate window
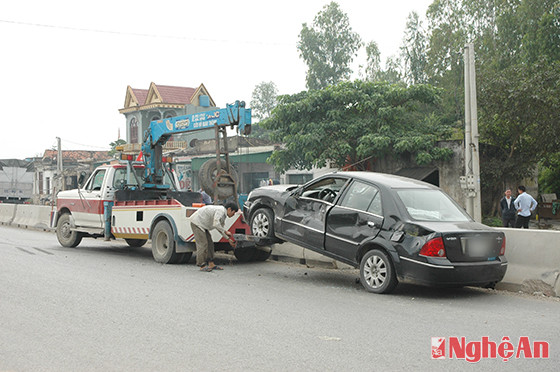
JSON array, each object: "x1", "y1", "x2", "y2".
[
  {"x1": 85, "y1": 170, "x2": 106, "y2": 191},
  {"x1": 288, "y1": 173, "x2": 313, "y2": 185},
  {"x1": 301, "y1": 177, "x2": 347, "y2": 202},
  {"x1": 130, "y1": 117, "x2": 138, "y2": 144},
  {"x1": 243, "y1": 172, "x2": 269, "y2": 193},
  {"x1": 396, "y1": 189, "x2": 470, "y2": 222},
  {"x1": 339, "y1": 181, "x2": 382, "y2": 215}
]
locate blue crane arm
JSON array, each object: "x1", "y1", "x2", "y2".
[{"x1": 141, "y1": 101, "x2": 251, "y2": 189}]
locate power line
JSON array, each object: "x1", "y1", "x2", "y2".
[
  {"x1": 0, "y1": 18, "x2": 291, "y2": 46},
  {"x1": 58, "y1": 138, "x2": 110, "y2": 150}
]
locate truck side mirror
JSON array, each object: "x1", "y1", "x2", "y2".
[{"x1": 78, "y1": 172, "x2": 87, "y2": 187}]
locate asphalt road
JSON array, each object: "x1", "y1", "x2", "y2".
[{"x1": 0, "y1": 225, "x2": 558, "y2": 371}]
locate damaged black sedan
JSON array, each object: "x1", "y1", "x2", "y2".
[{"x1": 243, "y1": 172, "x2": 507, "y2": 294}]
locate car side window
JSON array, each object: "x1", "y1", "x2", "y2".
[
  {"x1": 301, "y1": 177, "x2": 347, "y2": 202},
  {"x1": 340, "y1": 181, "x2": 382, "y2": 215}
]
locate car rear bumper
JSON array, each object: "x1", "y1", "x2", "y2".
[{"x1": 398, "y1": 256, "x2": 508, "y2": 286}]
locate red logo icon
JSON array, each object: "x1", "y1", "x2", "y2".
[{"x1": 432, "y1": 337, "x2": 446, "y2": 359}]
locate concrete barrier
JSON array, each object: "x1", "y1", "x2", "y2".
[
  {"x1": 0, "y1": 203, "x2": 17, "y2": 225},
  {"x1": 496, "y1": 228, "x2": 560, "y2": 296},
  {"x1": 11, "y1": 204, "x2": 53, "y2": 230}
]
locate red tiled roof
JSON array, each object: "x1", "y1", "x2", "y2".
[
  {"x1": 156, "y1": 84, "x2": 196, "y2": 104},
  {"x1": 131, "y1": 88, "x2": 148, "y2": 105},
  {"x1": 42, "y1": 150, "x2": 110, "y2": 161}
]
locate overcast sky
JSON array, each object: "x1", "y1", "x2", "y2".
[{"x1": 0, "y1": 0, "x2": 433, "y2": 159}]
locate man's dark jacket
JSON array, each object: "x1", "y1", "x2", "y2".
[{"x1": 500, "y1": 196, "x2": 517, "y2": 219}]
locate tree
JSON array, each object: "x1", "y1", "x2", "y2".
[
  {"x1": 478, "y1": 58, "x2": 560, "y2": 213},
  {"x1": 261, "y1": 80, "x2": 452, "y2": 173},
  {"x1": 250, "y1": 81, "x2": 278, "y2": 121},
  {"x1": 400, "y1": 11, "x2": 428, "y2": 85},
  {"x1": 297, "y1": 2, "x2": 362, "y2": 90},
  {"x1": 109, "y1": 139, "x2": 126, "y2": 157},
  {"x1": 364, "y1": 41, "x2": 382, "y2": 82},
  {"x1": 249, "y1": 81, "x2": 278, "y2": 140}
]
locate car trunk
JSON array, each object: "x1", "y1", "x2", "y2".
[{"x1": 441, "y1": 231, "x2": 504, "y2": 262}]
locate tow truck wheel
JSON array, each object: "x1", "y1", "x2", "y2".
[
  {"x1": 125, "y1": 239, "x2": 147, "y2": 248},
  {"x1": 151, "y1": 220, "x2": 181, "y2": 264},
  {"x1": 56, "y1": 213, "x2": 83, "y2": 248},
  {"x1": 176, "y1": 252, "x2": 193, "y2": 264},
  {"x1": 234, "y1": 247, "x2": 256, "y2": 262},
  {"x1": 253, "y1": 246, "x2": 272, "y2": 261}
]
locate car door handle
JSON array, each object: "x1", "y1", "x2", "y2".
[{"x1": 367, "y1": 221, "x2": 376, "y2": 228}]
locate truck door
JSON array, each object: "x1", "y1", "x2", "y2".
[{"x1": 77, "y1": 168, "x2": 107, "y2": 228}]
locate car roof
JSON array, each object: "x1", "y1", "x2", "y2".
[{"x1": 329, "y1": 171, "x2": 436, "y2": 189}]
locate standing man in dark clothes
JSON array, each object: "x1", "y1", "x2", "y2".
[{"x1": 499, "y1": 189, "x2": 517, "y2": 227}]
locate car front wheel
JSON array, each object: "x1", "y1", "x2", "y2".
[
  {"x1": 56, "y1": 213, "x2": 82, "y2": 248},
  {"x1": 250, "y1": 208, "x2": 275, "y2": 241},
  {"x1": 359, "y1": 249, "x2": 398, "y2": 294}
]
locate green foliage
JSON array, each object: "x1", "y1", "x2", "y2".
[
  {"x1": 261, "y1": 81, "x2": 452, "y2": 173},
  {"x1": 482, "y1": 215, "x2": 502, "y2": 227},
  {"x1": 424, "y1": 0, "x2": 560, "y2": 215},
  {"x1": 250, "y1": 81, "x2": 278, "y2": 121},
  {"x1": 400, "y1": 11, "x2": 428, "y2": 85},
  {"x1": 109, "y1": 139, "x2": 126, "y2": 157},
  {"x1": 298, "y1": 2, "x2": 362, "y2": 90},
  {"x1": 364, "y1": 41, "x2": 382, "y2": 82},
  {"x1": 539, "y1": 154, "x2": 560, "y2": 196}
]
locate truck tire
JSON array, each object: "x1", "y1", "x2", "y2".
[
  {"x1": 253, "y1": 246, "x2": 272, "y2": 261},
  {"x1": 234, "y1": 247, "x2": 256, "y2": 262},
  {"x1": 125, "y1": 239, "x2": 147, "y2": 248},
  {"x1": 56, "y1": 213, "x2": 83, "y2": 248},
  {"x1": 151, "y1": 220, "x2": 181, "y2": 264},
  {"x1": 199, "y1": 158, "x2": 238, "y2": 200},
  {"x1": 175, "y1": 252, "x2": 193, "y2": 264}
]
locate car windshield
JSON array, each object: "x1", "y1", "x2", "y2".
[{"x1": 396, "y1": 189, "x2": 471, "y2": 222}]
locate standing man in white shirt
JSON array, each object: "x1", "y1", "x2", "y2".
[
  {"x1": 499, "y1": 189, "x2": 517, "y2": 227},
  {"x1": 190, "y1": 201, "x2": 238, "y2": 271},
  {"x1": 513, "y1": 185, "x2": 537, "y2": 229}
]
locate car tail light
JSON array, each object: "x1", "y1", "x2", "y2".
[
  {"x1": 500, "y1": 236, "x2": 506, "y2": 255},
  {"x1": 419, "y1": 237, "x2": 446, "y2": 257}
]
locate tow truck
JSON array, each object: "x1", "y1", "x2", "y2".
[{"x1": 53, "y1": 101, "x2": 271, "y2": 263}]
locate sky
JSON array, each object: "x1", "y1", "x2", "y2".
[{"x1": 0, "y1": 0, "x2": 433, "y2": 159}]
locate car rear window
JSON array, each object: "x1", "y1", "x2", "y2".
[{"x1": 396, "y1": 189, "x2": 471, "y2": 222}]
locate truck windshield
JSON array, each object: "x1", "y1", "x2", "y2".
[{"x1": 112, "y1": 167, "x2": 177, "y2": 190}]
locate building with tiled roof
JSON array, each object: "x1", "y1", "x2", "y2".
[
  {"x1": 119, "y1": 82, "x2": 216, "y2": 145},
  {"x1": 32, "y1": 149, "x2": 111, "y2": 204}
]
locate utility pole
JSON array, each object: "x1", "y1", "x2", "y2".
[
  {"x1": 461, "y1": 44, "x2": 482, "y2": 222},
  {"x1": 56, "y1": 137, "x2": 65, "y2": 191}
]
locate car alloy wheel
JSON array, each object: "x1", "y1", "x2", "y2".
[
  {"x1": 250, "y1": 208, "x2": 274, "y2": 239},
  {"x1": 359, "y1": 249, "x2": 397, "y2": 294}
]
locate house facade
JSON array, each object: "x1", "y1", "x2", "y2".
[
  {"x1": 33, "y1": 150, "x2": 110, "y2": 205},
  {"x1": 118, "y1": 82, "x2": 217, "y2": 148}
]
